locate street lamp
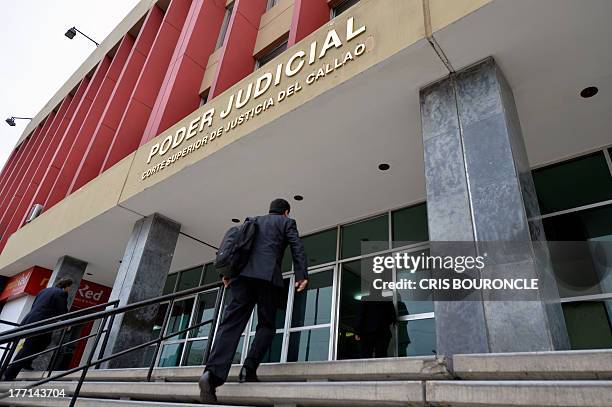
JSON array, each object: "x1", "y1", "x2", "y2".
[
  {"x1": 65, "y1": 27, "x2": 99, "y2": 47},
  {"x1": 5, "y1": 117, "x2": 32, "y2": 127}
]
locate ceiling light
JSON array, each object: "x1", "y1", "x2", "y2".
[
  {"x1": 580, "y1": 86, "x2": 598, "y2": 98},
  {"x1": 378, "y1": 163, "x2": 390, "y2": 171},
  {"x1": 293, "y1": 195, "x2": 304, "y2": 201}
]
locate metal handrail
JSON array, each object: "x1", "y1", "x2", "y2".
[
  {"x1": 0, "y1": 281, "x2": 224, "y2": 407},
  {"x1": 0, "y1": 283, "x2": 221, "y2": 344},
  {"x1": 0, "y1": 300, "x2": 119, "y2": 339}
]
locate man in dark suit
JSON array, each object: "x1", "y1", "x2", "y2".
[
  {"x1": 355, "y1": 290, "x2": 397, "y2": 358},
  {"x1": 2, "y1": 278, "x2": 73, "y2": 380},
  {"x1": 200, "y1": 199, "x2": 308, "y2": 404}
]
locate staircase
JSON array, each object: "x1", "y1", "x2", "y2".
[{"x1": 1, "y1": 350, "x2": 612, "y2": 406}]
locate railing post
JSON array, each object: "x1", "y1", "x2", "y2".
[
  {"x1": 69, "y1": 315, "x2": 108, "y2": 407},
  {"x1": 0, "y1": 340, "x2": 18, "y2": 379},
  {"x1": 146, "y1": 298, "x2": 174, "y2": 382},
  {"x1": 203, "y1": 287, "x2": 224, "y2": 364},
  {"x1": 95, "y1": 303, "x2": 118, "y2": 369},
  {"x1": 46, "y1": 327, "x2": 68, "y2": 377}
]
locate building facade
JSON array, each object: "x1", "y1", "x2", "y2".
[{"x1": 0, "y1": 0, "x2": 611, "y2": 371}]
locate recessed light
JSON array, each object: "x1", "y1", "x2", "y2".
[
  {"x1": 293, "y1": 195, "x2": 304, "y2": 201},
  {"x1": 378, "y1": 163, "x2": 390, "y2": 171},
  {"x1": 86, "y1": 272, "x2": 93, "y2": 276},
  {"x1": 232, "y1": 218, "x2": 240, "y2": 223},
  {"x1": 580, "y1": 86, "x2": 598, "y2": 98}
]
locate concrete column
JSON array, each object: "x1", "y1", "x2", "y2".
[
  {"x1": 33, "y1": 255, "x2": 87, "y2": 370},
  {"x1": 103, "y1": 213, "x2": 180, "y2": 368},
  {"x1": 48, "y1": 255, "x2": 88, "y2": 307},
  {"x1": 420, "y1": 57, "x2": 569, "y2": 356}
]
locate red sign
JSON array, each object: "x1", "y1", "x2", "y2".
[
  {"x1": 0, "y1": 266, "x2": 51, "y2": 302},
  {"x1": 0, "y1": 267, "x2": 111, "y2": 309},
  {"x1": 72, "y1": 280, "x2": 111, "y2": 309}
]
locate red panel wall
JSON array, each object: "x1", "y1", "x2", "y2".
[
  {"x1": 102, "y1": 0, "x2": 193, "y2": 171},
  {"x1": 45, "y1": 36, "x2": 134, "y2": 208},
  {"x1": 0, "y1": 149, "x2": 20, "y2": 189},
  {"x1": 0, "y1": 139, "x2": 29, "y2": 198},
  {"x1": 28, "y1": 59, "x2": 109, "y2": 216},
  {"x1": 13, "y1": 79, "x2": 90, "y2": 233},
  {"x1": 0, "y1": 98, "x2": 71, "y2": 235},
  {"x1": 208, "y1": 0, "x2": 268, "y2": 98},
  {"x1": 288, "y1": 0, "x2": 330, "y2": 46},
  {"x1": 140, "y1": 0, "x2": 226, "y2": 145},
  {"x1": 68, "y1": 8, "x2": 164, "y2": 192},
  {"x1": 0, "y1": 120, "x2": 50, "y2": 217}
]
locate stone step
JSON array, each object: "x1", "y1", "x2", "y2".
[
  {"x1": 426, "y1": 380, "x2": 612, "y2": 407},
  {"x1": 2, "y1": 379, "x2": 610, "y2": 406},
  {"x1": 452, "y1": 350, "x2": 612, "y2": 380},
  {"x1": 0, "y1": 396, "x2": 235, "y2": 407},
  {"x1": 17, "y1": 356, "x2": 450, "y2": 382},
  {"x1": 0, "y1": 380, "x2": 425, "y2": 406}
]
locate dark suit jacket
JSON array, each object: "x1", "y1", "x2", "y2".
[
  {"x1": 240, "y1": 213, "x2": 307, "y2": 287},
  {"x1": 356, "y1": 298, "x2": 397, "y2": 336},
  {"x1": 21, "y1": 287, "x2": 69, "y2": 325}
]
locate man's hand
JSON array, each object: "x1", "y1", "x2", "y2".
[
  {"x1": 222, "y1": 276, "x2": 231, "y2": 288},
  {"x1": 295, "y1": 279, "x2": 308, "y2": 292}
]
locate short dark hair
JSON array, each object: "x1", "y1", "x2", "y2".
[
  {"x1": 269, "y1": 198, "x2": 290, "y2": 214},
  {"x1": 55, "y1": 278, "x2": 74, "y2": 289}
]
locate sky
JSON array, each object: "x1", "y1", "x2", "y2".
[{"x1": 0, "y1": 0, "x2": 141, "y2": 171}]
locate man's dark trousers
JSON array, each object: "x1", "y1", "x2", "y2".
[
  {"x1": 206, "y1": 276, "x2": 277, "y2": 384},
  {"x1": 4, "y1": 333, "x2": 53, "y2": 380}
]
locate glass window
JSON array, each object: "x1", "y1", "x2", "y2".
[
  {"x1": 202, "y1": 263, "x2": 220, "y2": 286},
  {"x1": 151, "y1": 303, "x2": 170, "y2": 339},
  {"x1": 392, "y1": 203, "x2": 428, "y2": 247},
  {"x1": 397, "y1": 319, "x2": 436, "y2": 357},
  {"x1": 247, "y1": 333, "x2": 283, "y2": 363},
  {"x1": 215, "y1": 3, "x2": 234, "y2": 50},
  {"x1": 543, "y1": 204, "x2": 612, "y2": 298},
  {"x1": 177, "y1": 267, "x2": 203, "y2": 292},
  {"x1": 287, "y1": 328, "x2": 330, "y2": 362},
  {"x1": 341, "y1": 214, "x2": 388, "y2": 259},
  {"x1": 396, "y1": 249, "x2": 433, "y2": 316},
  {"x1": 183, "y1": 340, "x2": 207, "y2": 366},
  {"x1": 338, "y1": 259, "x2": 368, "y2": 360},
  {"x1": 162, "y1": 273, "x2": 177, "y2": 295},
  {"x1": 532, "y1": 152, "x2": 612, "y2": 214},
  {"x1": 232, "y1": 336, "x2": 245, "y2": 364},
  {"x1": 332, "y1": 0, "x2": 361, "y2": 17},
  {"x1": 563, "y1": 301, "x2": 612, "y2": 350},
  {"x1": 303, "y1": 228, "x2": 337, "y2": 267},
  {"x1": 255, "y1": 41, "x2": 288, "y2": 69},
  {"x1": 190, "y1": 290, "x2": 220, "y2": 338},
  {"x1": 159, "y1": 343, "x2": 183, "y2": 367},
  {"x1": 291, "y1": 270, "x2": 333, "y2": 327},
  {"x1": 166, "y1": 298, "x2": 195, "y2": 340}
]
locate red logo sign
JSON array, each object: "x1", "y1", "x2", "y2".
[{"x1": 72, "y1": 280, "x2": 111, "y2": 309}]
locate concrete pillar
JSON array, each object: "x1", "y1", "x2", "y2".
[
  {"x1": 103, "y1": 213, "x2": 180, "y2": 368},
  {"x1": 48, "y1": 256, "x2": 88, "y2": 309},
  {"x1": 33, "y1": 255, "x2": 87, "y2": 370},
  {"x1": 420, "y1": 58, "x2": 569, "y2": 356}
]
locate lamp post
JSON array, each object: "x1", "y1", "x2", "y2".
[
  {"x1": 5, "y1": 117, "x2": 32, "y2": 127},
  {"x1": 65, "y1": 27, "x2": 99, "y2": 47}
]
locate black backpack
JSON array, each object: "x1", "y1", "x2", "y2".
[{"x1": 215, "y1": 217, "x2": 258, "y2": 278}]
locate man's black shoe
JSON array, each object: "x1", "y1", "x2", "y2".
[
  {"x1": 238, "y1": 366, "x2": 259, "y2": 383},
  {"x1": 198, "y1": 371, "x2": 218, "y2": 404}
]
